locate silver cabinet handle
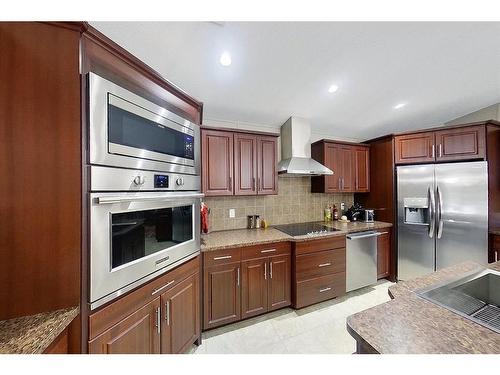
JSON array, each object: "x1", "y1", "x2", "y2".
[
  {"x1": 237, "y1": 267, "x2": 240, "y2": 286},
  {"x1": 229, "y1": 176, "x2": 232, "y2": 191},
  {"x1": 156, "y1": 306, "x2": 161, "y2": 334},
  {"x1": 428, "y1": 186, "x2": 436, "y2": 239},
  {"x1": 319, "y1": 287, "x2": 332, "y2": 293},
  {"x1": 165, "y1": 301, "x2": 170, "y2": 326},
  {"x1": 378, "y1": 231, "x2": 389, "y2": 235},
  {"x1": 253, "y1": 177, "x2": 256, "y2": 191},
  {"x1": 261, "y1": 249, "x2": 276, "y2": 253},
  {"x1": 431, "y1": 144, "x2": 435, "y2": 158},
  {"x1": 270, "y1": 262, "x2": 273, "y2": 279},
  {"x1": 264, "y1": 262, "x2": 267, "y2": 280},
  {"x1": 213, "y1": 255, "x2": 232, "y2": 260},
  {"x1": 152, "y1": 280, "x2": 175, "y2": 295},
  {"x1": 439, "y1": 144, "x2": 443, "y2": 158},
  {"x1": 258, "y1": 177, "x2": 261, "y2": 191},
  {"x1": 318, "y1": 263, "x2": 331, "y2": 268}
]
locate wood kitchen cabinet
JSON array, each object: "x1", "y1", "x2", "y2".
[
  {"x1": 203, "y1": 242, "x2": 290, "y2": 330},
  {"x1": 395, "y1": 124, "x2": 487, "y2": 165},
  {"x1": 203, "y1": 262, "x2": 241, "y2": 329},
  {"x1": 376, "y1": 229, "x2": 391, "y2": 279},
  {"x1": 202, "y1": 129, "x2": 234, "y2": 196},
  {"x1": 311, "y1": 141, "x2": 369, "y2": 193},
  {"x1": 89, "y1": 298, "x2": 161, "y2": 354},
  {"x1": 292, "y1": 236, "x2": 346, "y2": 309},
  {"x1": 160, "y1": 273, "x2": 200, "y2": 354},
  {"x1": 88, "y1": 256, "x2": 201, "y2": 354},
  {"x1": 202, "y1": 128, "x2": 278, "y2": 197}
]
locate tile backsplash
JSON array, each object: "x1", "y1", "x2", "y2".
[{"x1": 203, "y1": 177, "x2": 354, "y2": 232}]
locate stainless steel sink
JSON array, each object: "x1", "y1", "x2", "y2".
[{"x1": 417, "y1": 269, "x2": 500, "y2": 333}]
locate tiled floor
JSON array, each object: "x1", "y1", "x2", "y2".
[{"x1": 188, "y1": 279, "x2": 393, "y2": 354}]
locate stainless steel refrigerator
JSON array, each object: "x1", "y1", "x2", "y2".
[{"x1": 397, "y1": 161, "x2": 488, "y2": 281}]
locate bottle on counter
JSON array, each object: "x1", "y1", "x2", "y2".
[
  {"x1": 332, "y1": 205, "x2": 339, "y2": 221},
  {"x1": 324, "y1": 206, "x2": 332, "y2": 222}
]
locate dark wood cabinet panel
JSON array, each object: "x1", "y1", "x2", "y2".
[
  {"x1": 203, "y1": 263, "x2": 241, "y2": 329},
  {"x1": 241, "y1": 258, "x2": 268, "y2": 319},
  {"x1": 257, "y1": 136, "x2": 278, "y2": 195},
  {"x1": 394, "y1": 132, "x2": 435, "y2": 164},
  {"x1": 161, "y1": 272, "x2": 200, "y2": 354},
  {"x1": 201, "y1": 128, "x2": 278, "y2": 197},
  {"x1": 294, "y1": 273, "x2": 346, "y2": 309},
  {"x1": 295, "y1": 249, "x2": 346, "y2": 282},
  {"x1": 201, "y1": 129, "x2": 234, "y2": 196},
  {"x1": 355, "y1": 147, "x2": 370, "y2": 192},
  {"x1": 234, "y1": 133, "x2": 257, "y2": 195},
  {"x1": 89, "y1": 298, "x2": 160, "y2": 354},
  {"x1": 268, "y1": 255, "x2": 291, "y2": 311},
  {"x1": 434, "y1": 125, "x2": 485, "y2": 162},
  {"x1": 311, "y1": 141, "x2": 369, "y2": 193},
  {"x1": 376, "y1": 230, "x2": 391, "y2": 279},
  {"x1": 0, "y1": 22, "x2": 81, "y2": 321}
]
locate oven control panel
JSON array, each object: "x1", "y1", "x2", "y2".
[{"x1": 154, "y1": 174, "x2": 169, "y2": 188}]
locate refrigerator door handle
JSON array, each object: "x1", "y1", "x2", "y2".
[
  {"x1": 428, "y1": 186, "x2": 436, "y2": 238},
  {"x1": 436, "y1": 185, "x2": 444, "y2": 239}
]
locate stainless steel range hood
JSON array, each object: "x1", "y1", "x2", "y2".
[{"x1": 277, "y1": 117, "x2": 333, "y2": 176}]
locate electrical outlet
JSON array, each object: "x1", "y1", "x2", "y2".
[
  {"x1": 340, "y1": 202, "x2": 345, "y2": 211},
  {"x1": 229, "y1": 208, "x2": 235, "y2": 218}
]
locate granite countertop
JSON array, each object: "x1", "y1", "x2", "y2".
[
  {"x1": 347, "y1": 261, "x2": 500, "y2": 354},
  {"x1": 201, "y1": 220, "x2": 392, "y2": 252},
  {"x1": 0, "y1": 306, "x2": 79, "y2": 354}
]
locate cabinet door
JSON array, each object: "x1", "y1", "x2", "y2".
[
  {"x1": 257, "y1": 135, "x2": 278, "y2": 195},
  {"x1": 434, "y1": 125, "x2": 485, "y2": 162},
  {"x1": 355, "y1": 147, "x2": 370, "y2": 192},
  {"x1": 161, "y1": 273, "x2": 200, "y2": 354},
  {"x1": 202, "y1": 129, "x2": 234, "y2": 196},
  {"x1": 377, "y1": 230, "x2": 391, "y2": 279},
  {"x1": 268, "y1": 255, "x2": 291, "y2": 311},
  {"x1": 203, "y1": 263, "x2": 241, "y2": 329},
  {"x1": 325, "y1": 144, "x2": 342, "y2": 192},
  {"x1": 234, "y1": 133, "x2": 257, "y2": 195},
  {"x1": 395, "y1": 132, "x2": 435, "y2": 164},
  {"x1": 241, "y1": 258, "x2": 268, "y2": 319},
  {"x1": 89, "y1": 298, "x2": 161, "y2": 354},
  {"x1": 340, "y1": 147, "x2": 355, "y2": 191}
]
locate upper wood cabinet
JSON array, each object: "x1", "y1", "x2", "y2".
[
  {"x1": 202, "y1": 128, "x2": 278, "y2": 197},
  {"x1": 311, "y1": 141, "x2": 370, "y2": 193},
  {"x1": 202, "y1": 129, "x2": 234, "y2": 196},
  {"x1": 395, "y1": 125, "x2": 486, "y2": 165},
  {"x1": 434, "y1": 125, "x2": 485, "y2": 162}
]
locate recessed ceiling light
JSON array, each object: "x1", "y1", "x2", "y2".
[
  {"x1": 219, "y1": 52, "x2": 231, "y2": 66},
  {"x1": 328, "y1": 84, "x2": 339, "y2": 93},
  {"x1": 394, "y1": 103, "x2": 407, "y2": 109}
]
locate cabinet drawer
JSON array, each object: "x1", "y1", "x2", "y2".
[
  {"x1": 294, "y1": 273, "x2": 346, "y2": 309},
  {"x1": 295, "y1": 248, "x2": 345, "y2": 282},
  {"x1": 203, "y1": 248, "x2": 241, "y2": 267},
  {"x1": 294, "y1": 236, "x2": 345, "y2": 255},
  {"x1": 241, "y1": 241, "x2": 291, "y2": 261}
]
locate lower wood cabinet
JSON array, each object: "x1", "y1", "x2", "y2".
[
  {"x1": 292, "y1": 236, "x2": 346, "y2": 309},
  {"x1": 88, "y1": 256, "x2": 201, "y2": 354},
  {"x1": 203, "y1": 262, "x2": 241, "y2": 329},
  {"x1": 377, "y1": 229, "x2": 391, "y2": 279},
  {"x1": 89, "y1": 298, "x2": 161, "y2": 354},
  {"x1": 203, "y1": 242, "x2": 291, "y2": 330}
]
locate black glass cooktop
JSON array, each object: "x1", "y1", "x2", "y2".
[{"x1": 274, "y1": 222, "x2": 339, "y2": 237}]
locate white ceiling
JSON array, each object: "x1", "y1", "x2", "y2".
[{"x1": 91, "y1": 22, "x2": 500, "y2": 140}]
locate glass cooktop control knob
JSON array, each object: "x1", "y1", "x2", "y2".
[
  {"x1": 133, "y1": 175, "x2": 145, "y2": 185},
  {"x1": 176, "y1": 177, "x2": 185, "y2": 186}
]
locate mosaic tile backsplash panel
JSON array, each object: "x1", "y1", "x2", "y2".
[{"x1": 203, "y1": 177, "x2": 354, "y2": 232}]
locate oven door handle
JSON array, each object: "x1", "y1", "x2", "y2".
[{"x1": 96, "y1": 192, "x2": 205, "y2": 205}]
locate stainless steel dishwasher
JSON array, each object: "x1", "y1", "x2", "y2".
[{"x1": 346, "y1": 231, "x2": 380, "y2": 292}]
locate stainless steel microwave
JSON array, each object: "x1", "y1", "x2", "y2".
[{"x1": 88, "y1": 72, "x2": 200, "y2": 175}]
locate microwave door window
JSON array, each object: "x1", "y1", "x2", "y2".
[
  {"x1": 108, "y1": 103, "x2": 195, "y2": 160},
  {"x1": 111, "y1": 206, "x2": 193, "y2": 269}
]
